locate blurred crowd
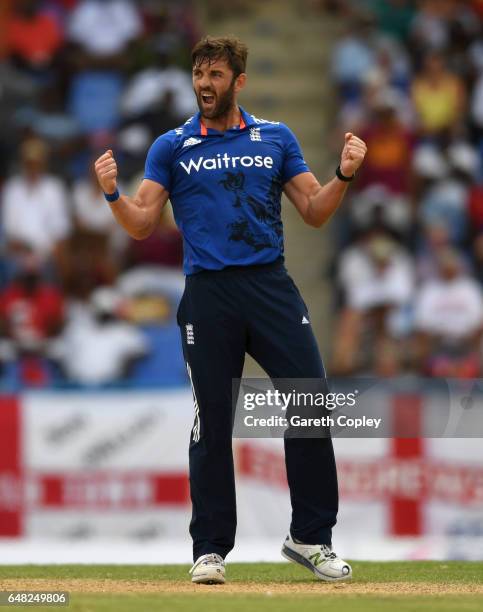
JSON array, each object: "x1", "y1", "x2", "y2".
[
  {"x1": 326, "y1": 0, "x2": 483, "y2": 377},
  {"x1": 0, "y1": 0, "x2": 198, "y2": 388},
  {"x1": 2, "y1": 0, "x2": 482, "y2": 388}
]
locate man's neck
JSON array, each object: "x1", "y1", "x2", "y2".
[{"x1": 201, "y1": 105, "x2": 241, "y2": 133}]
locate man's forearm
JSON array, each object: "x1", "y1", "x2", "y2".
[
  {"x1": 302, "y1": 130, "x2": 366, "y2": 227},
  {"x1": 94, "y1": 150, "x2": 165, "y2": 240},
  {"x1": 108, "y1": 194, "x2": 153, "y2": 240},
  {"x1": 305, "y1": 177, "x2": 349, "y2": 228}
]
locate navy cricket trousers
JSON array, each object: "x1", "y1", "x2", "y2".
[{"x1": 177, "y1": 259, "x2": 338, "y2": 561}]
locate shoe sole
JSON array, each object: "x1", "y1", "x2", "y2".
[
  {"x1": 191, "y1": 571, "x2": 226, "y2": 585},
  {"x1": 281, "y1": 545, "x2": 352, "y2": 582}
]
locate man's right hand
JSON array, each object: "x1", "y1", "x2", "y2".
[{"x1": 94, "y1": 149, "x2": 118, "y2": 195}]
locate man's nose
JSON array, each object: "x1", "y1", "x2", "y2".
[{"x1": 198, "y1": 75, "x2": 211, "y2": 90}]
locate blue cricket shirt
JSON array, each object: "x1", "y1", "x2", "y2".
[{"x1": 144, "y1": 106, "x2": 310, "y2": 275}]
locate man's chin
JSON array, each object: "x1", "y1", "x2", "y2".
[{"x1": 200, "y1": 105, "x2": 218, "y2": 119}]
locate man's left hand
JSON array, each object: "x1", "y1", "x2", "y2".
[{"x1": 340, "y1": 132, "x2": 367, "y2": 177}]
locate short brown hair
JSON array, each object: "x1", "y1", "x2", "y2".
[{"x1": 191, "y1": 35, "x2": 248, "y2": 78}]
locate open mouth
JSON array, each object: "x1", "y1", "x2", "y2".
[{"x1": 201, "y1": 93, "x2": 215, "y2": 105}]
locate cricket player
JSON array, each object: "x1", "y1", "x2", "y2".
[{"x1": 95, "y1": 36, "x2": 367, "y2": 584}]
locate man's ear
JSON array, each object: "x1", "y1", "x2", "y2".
[{"x1": 234, "y1": 73, "x2": 247, "y2": 94}]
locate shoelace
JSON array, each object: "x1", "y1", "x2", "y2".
[
  {"x1": 189, "y1": 553, "x2": 225, "y2": 574},
  {"x1": 320, "y1": 544, "x2": 337, "y2": 560},
  {"x1": 292, "y1": 536, "x2": 338, "y2": 561}
]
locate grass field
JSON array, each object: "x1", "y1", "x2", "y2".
[{"x1": 1, "y1": 562, "x2": 482, "y2": 611}]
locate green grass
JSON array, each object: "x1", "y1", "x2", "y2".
[
  {"x1": 1, "y1": 561, "x2": 482, "y2": 583},
  {"x1": 65, "y1": 594, "x2": 483, "y2": 612},
  {"x1": 0, "y1": 563, "x2": 482, "y2": 611}
]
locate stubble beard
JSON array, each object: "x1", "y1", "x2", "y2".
[{"x1": 196, "y1": 78, "x2": 237, "y2": 121}]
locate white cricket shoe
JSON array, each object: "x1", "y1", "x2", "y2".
[
  {"x1": 189, "y1": 553, "x2": 226, "y2": 584},
  {"x1": 281, "y1": 534, "x2": 352, "y2": 581}
]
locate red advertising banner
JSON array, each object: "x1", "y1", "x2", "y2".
[{"x1": 0, "y1": 396, "x2": 22, "y2": 536}]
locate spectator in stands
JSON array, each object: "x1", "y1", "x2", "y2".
[
  {"x1": 331, "y1": 231, "x2": 414, "y2": 374},
  {"x1": 40, "y1": 1, "x2": 79, "y2": 23},
  {"x1": 372, "y1": 35, "x2": 412, "y2": 93},
  {"x1": 411, "y1": 51, "x2": 466, "y2": 140},
  {"x1": 67, "y1": 0, "x2": 142, "y2": 59},
  {"x1": 120, "y1": 54, "x2": 197, "y2": 124},
  {"x1": 116, "y1": 122, "x2": 154, "y2": 180},
  {"x1": 1, "y1": 138, "x2": 71, "y2": 276},
  {"x1": 412, "y1": 0, "x2": 481, "y2": 78},
  {"x1": 419, "y1": 142, "x2": 478, "y2": 244},
  {"x1": 356, "y1": 88, "x2": 414, "y2": 194},
  {"x1": 14, "y1": 84, "x2": 81, "y2": 152},
  {"x1": 331, "y1": 15, "x2": 377, "y2": 101},
  {"x1": 64, "y1": 1, "x2": 143, "y2": 137},
  {"x1": 124, "y1": 205, "x2": 183, "y2": 270},
  {"x1": 335, "y1": 67, "x2": 414, "y2": 140},
  {"x1": 72, "y1": 155, "x2": 123, "y2": 241},
  {"x1": 360, "y1": 0, "x2": 417, "y2": 43},
  {"x1": 140, "y1": 1, "x2": 201, "y2": 60},
  {"x1": 65, "y1": 157, "x2": 126, "y2": 297},
  {"x1": 0, "y1": 251, "x2": 65, "y2": 386},
  {"x1": 5, "y1": 0, "x2": 64, "y2": 79},
  {"x1": 470, "y1": 70, "x2": 483, "y2": 138},
  {"x1": 473, "y1": 231, "x2": 483, "y2": 285},
  {"x1": 413, "y1": 247, "x2": 482, "y2": 378},
  {"x1": 468, "y1": 176, "x2": 483, "y2": 237},
  {"x1": 349, "y1": 184, "x2": 412, "y2": 239},
  {"x1": 51, "y1": 286, "x2": 148, "y2": 386},
  {"x1": 471, "y1": 0, "x2": 483, "y2": 20},
  {"x1": 411, "y1": 142, "x2": 449, "y2": 202},
  {"x1": 469, "y1": 20, "x2": 483, "y2": 74},
  {"x1": 409, "y1": 0, "x2": 453, "y2": 56},
  {"x1": 415, "y1": 220, "x2": 453, "y2": 283},
  {"x1": 443, "y1": 2, "x2": 480, "y2": 83},
  {"x1": 0, "y1": 0, "x2": 199, "y2": 389}
]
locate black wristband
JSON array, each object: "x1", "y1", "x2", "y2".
[{"x1": 336, "y1": 165, "x2": 355, "y2": 182}]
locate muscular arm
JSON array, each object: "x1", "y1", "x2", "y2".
[
  {"x1": 284, "y1": 132, "x2": 367, "y2": 228},
  {"x1": 284, "y1": 172, "x2": 349, "y2": 228},
  {"x1": 108, "y1": 179, "x2": 169, "y2": 240},
  {"x1": 94, "y1": 150, "x2": 169, "y2": 240}
]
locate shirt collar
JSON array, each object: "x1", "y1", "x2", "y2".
[{"x1": 185, "y1": 106, "x2": 255, "y2": 136}]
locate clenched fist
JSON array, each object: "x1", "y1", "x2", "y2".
[
  {"x1": 94, "y1": 149, "x2": 118, "y2": 195},
  {"x1": 340, "y1": 133, "x2": 367, "y2": 177}
]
